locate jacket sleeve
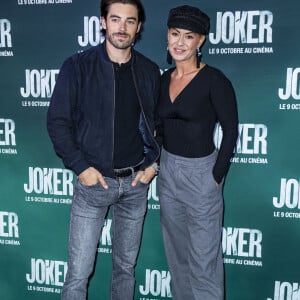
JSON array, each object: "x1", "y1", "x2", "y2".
[{"x1": 47, "y1": 57, "x2": 90, "y2": 175}]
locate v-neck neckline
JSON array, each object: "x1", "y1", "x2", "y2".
[{"x1": 168, "y1": 64, "x2": 207, "y2": 104}]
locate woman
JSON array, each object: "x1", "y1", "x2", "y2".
[{"x1": 156, "y1": 5, "x2": 239, "y2": 300}]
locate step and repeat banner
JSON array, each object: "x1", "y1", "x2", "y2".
[{"x1": 1, "y1": 0, "x2": 300, "y2": 299}]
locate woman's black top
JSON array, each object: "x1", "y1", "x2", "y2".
[{"x1": 156, "y1": 65, "x2": 239, "y2": 183}]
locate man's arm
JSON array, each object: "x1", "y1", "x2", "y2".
[{"x1": 47, "y1": 57, "x2": 89, "y2": 176}]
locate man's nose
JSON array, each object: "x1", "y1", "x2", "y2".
[{"x1": 119, "y1": 20, "x2": 126, "y2": 32}]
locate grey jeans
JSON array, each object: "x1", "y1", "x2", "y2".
[
  {"x1": 158, "y1": 148, "x2": 224, "y2": 300},
  {"x1": 61, "y1": 175, "x2": 149, "y2": 300}
]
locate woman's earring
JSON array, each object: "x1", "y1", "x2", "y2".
[
  {"x1": 196, "y1": 47, "x2": 202, "y2": 68},
  {"x1": 167, "y1": 47, "x2": 172, "y2": 65}
]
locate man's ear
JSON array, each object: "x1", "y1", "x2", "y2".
[
  {"x1": 101, "y1": 16, "x2": 107, "y2": 30},
  {"x1": 136, "y1": 22, "x2": 141, "y2": 33}
]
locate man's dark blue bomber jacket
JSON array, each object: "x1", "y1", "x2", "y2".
[{"x1": 47, "y1": 42, "x2": 160, "y2": 178}]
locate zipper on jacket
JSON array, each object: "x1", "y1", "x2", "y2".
[
  {"x1": 111, "y1": 63, "x2": 115, "y2": 172},
  {"x1": 131, "y1": 66, "x2": 160, "y2": 165}
]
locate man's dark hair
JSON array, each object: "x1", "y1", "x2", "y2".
[
  {"x1": 101, "y1": 0, "x2": 145, "y2": 23},
  {"x1": 100, "y1": 0, "x2": 145, "y2": 40}
]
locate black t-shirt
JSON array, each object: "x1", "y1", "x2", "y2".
[
  {"x1": 113, "y1": 59, "x2": 144, "y2": 169},
  {"x1": 156, "y1": 65, "x2": 238, "y2": 183}
]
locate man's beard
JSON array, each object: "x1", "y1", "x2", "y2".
[{"x1": 107, "y1": 32, "x2": 135, "y2": 49}]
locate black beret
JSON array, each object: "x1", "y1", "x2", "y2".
[{"x1": 167, "y1": 5, "x2": 210, "y2": 35}]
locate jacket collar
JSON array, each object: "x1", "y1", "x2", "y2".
[{"x1": 99, "y1": 40, "x2": 136, "y2": 65}]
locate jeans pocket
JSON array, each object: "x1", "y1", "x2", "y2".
[
  {"x1": 74, "y1": 179, "x2": 112, "y2": 208},
  {"x1": 138, "y1": 180, "x2": 150, "y2": 187},
  {"x1": 77, "y1": 179, "x2": 101, "y2": 189}
]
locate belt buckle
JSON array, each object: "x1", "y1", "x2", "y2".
[{"x1": 114, "y1": 162, "x2": 142, "y2": 178}]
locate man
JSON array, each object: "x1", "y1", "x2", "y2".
[{"x1": 47, "y1": 1, "x2": 160, "y2": 299}]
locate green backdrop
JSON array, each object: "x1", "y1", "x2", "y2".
[{"x1": 1, "y1": 1, "x2": 300, "y2": 299}]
